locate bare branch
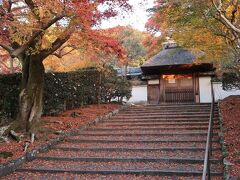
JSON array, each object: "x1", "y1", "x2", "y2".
[{"x1": 53, "y1": 47, "x2": 75, "y2": 58}]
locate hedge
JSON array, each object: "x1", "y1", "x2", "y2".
[{"x1": 0, "y1": 67, "x2": 132, "y2": 120}]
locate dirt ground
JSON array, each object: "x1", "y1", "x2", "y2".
[
  {"x1": 0, "y1": 103, "x2": 119, "y2": 164},
  {"x1": 220, "y1": 95, "x2": 240, "y2": 178}
]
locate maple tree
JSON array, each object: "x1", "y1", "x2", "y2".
[
  {"x1": 97, "y1": 26, "x2": 149, "y2": 76},
  {"x1": 146, "y1": 0, "x2": 240, "y2": 67},
  {"x1": 0, "y1": 0, "x2": 130, "y2": 139},
  {"x1": 43, "y1": 26, "x2": 158, "y2": 73},
  {"x1": 43, "y1": 30, "x2": 125, "y2": 72}
]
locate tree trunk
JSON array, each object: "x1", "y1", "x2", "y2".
[{"x1": 16, "y1": 55, "x2": 44, "y2": 134}]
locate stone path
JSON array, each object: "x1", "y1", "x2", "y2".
[{"x1": 4, "y1": 103, "x2": 223, "y2": 179}]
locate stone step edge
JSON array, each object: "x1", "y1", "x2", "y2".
[
  {"x1": 124, "y1": 107, "x2": 215, "y2": 109},
  {"x1": 36, "y1": 156, "x2": 222, "y2": 164},
  {"x1": 52, "y1": 147, "x2": 221, "y2": 152},
  {"x1": 87, "y1": 127, "x2": 220, "y2": 131},
  {"x1": 102, "y1": 123, "x2": 219, "y2": 127},
  {"x1": 116, "y1": 114, "x2": 218, "y2": 116},
  {"x1": 112, "y1": 115, "x2": 216, "y2": 118},
  {"x1": 74, "y1": 133, "x2": 218, "y2": 136},
  {"x1": 105, "y1": 120, "x2": 214, "y2": 123},
  {"x1": 65, "y1": 139, "x2": 220, "y2": 143},
  {"x1": 122, "y1": 109, "x2": 218, "y2": 112},
  {"x1": 120, "y1": 109, "x2": 218, "y2": 111},
  {"x1": 128, "y1": 105, "x2": 212, "y2": 108},
  {"x1": 16, "y1": 168, "x2": 222, "y2": 176}
]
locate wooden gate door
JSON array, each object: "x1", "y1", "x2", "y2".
[
  {"x1": 148, "y1": 85, "x2": 159, "y2": 104},
  {"x1": 164, "y1": 75, "x2": 194, "y2": 103}
]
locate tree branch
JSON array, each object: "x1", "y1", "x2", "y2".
[
  {"x1": 0, "y1": 43, "x2": 14, "y2": 55},
  {"x1": 230, "y1": 1, "x2": 238, "y2": 23},
  {"x1": 41, "y1": 27, "x2": 75, "y2": 59},
  {"x1": 7, "y1": 0, "x2": 12, "y2": 13},
  {"x1": 24, "y1": 0, "x2": 40, "y2": 20},
  {"x1": 212, "y1": 0, "x2": 240, "y2": 34},
  {"x1": 11, "y1": 14, "x2": 65, "y2": 57},
  {"x1": 53, "y1": 47, "x2": 76, "y2": 58}
]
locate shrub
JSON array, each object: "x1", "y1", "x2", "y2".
[
  {"x1": 222, "y1": 72, "x2": 240, "y2": 90},
  {"x1": 0, "y1": 67, "x2": 132, "y2": 120}
]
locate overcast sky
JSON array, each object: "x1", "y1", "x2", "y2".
[{"x1": 100, "y1": 0, "x2": 155, "y2": 32}]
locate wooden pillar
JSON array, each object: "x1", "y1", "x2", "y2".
[
  {"x1": 159, "y1": 75, "x2": 165, "y2": 103},
  {"x1": 193, "y1": 73, "x2": 200, "y2": 103}
]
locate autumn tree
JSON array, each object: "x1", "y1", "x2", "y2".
[
  {"x1": 148, "y1": 0, "x2": 240, "y2": 60},
  {"x1": 0, "y1": 0, "x2": 130, "y2": 140},
  {"x1": 98, "y1": 26, "x2": 148, "y2": 79},
  {"x1": 43, "y1": 30, "x2": 126, "y2": 72}
]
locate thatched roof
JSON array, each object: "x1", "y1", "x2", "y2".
[
  {"x1": 141, "y1": 47, "x2": 214, "y2": 75},
  {"x1": 142, "y1": 47, "x2": 196, "y2": 67}
]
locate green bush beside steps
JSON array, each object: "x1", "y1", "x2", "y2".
[{"x1": 0, "y1": 67, "x2": 132, "y2": 122}]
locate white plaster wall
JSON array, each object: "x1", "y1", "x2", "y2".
[
  {"x1": 199, "y1": 77, "x2": 240, "y2": 103},
  {"x1": 213, "y1": 82, "x2": 240, "y2": 101},
  {"x1": 127, "y1": 85, "x2": 147, "y2": 103},
  {"x1": 199, "y1": 77, "x2": 212, "y2": 103}
]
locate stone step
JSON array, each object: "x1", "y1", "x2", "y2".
[
  {"x1": 78, "y1": 131, "x2": 218, "y2": 136},
  {"x1": 16, "y1": 168, "x2": 222, "y2": 177},
  {"x1": 123, "y1": 109, "x2": 214, "y2": 112},
  {"x1": 3, "y1": 172, "x2": 223, "y2": 179},
  {"x1": 56, "y1": 141, "x2": 221, "y2": 150},
  {"x1": 99, "y1": 122, "x2": 220, "y2": 127},
  {"x1": 117, "y1": 112, "x2": 218, "y2": 116},
  {"x1": 124, "y1": 106, "x2": 216, "y2": 110},
  {"x1": 88, "y1": 126, "x2": 220, "y2": 131},
  {"x1": 36, "y1": 156, "x2": 222, "y2": 164},
  {"x1": 52, "y1": 146, "x2": 221, "y2": 152},
  {"x1": 16, "y1": 159, "x2": 223, "y2": 176},
  {"x1": 124, "y1": 106, "x2": 214, "y2": 109},
  {"x1": 111, "y1": 115, "x2": 217, "y2": 119},
  {"x1": 127, "y1": 106, "x2": 214, "y2": 110},
  {"x1": 106, "y1": 119, "x2": 213, "y2": 123},
  {"x1": 129, "y1": 104, "x2": 212, "y2": 108},
  {"x1": 71, "y1": 134, "x2": 220, "y2": 143},
  {"x1": 146, "y1": 103, "x2": 214, "y2": 106},
  {"x1": 65, "y1": 138, "x2": 220, "y2": 144},
  {"x1": 124, "y1": 108, "x2": 218, "y2": 112},
  {"x1": 70, "y1": 134, "x2": 220, "y2": 142},
  {"x1": 120, "y1": 109, "x2": 217, "y2": 112},
  {"x1": 39, "y1": 148, "x2": 223, "y2": 159}
]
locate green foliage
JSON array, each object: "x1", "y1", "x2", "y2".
[
  {"x1": 0, "y1": 151, "x2": 13, "y2": 159},
  {"x1": 118, "y1": 28, "x2": 147, "y2": 66},
  {"x1": 114, "y1": 78, "x2": 132, "y2": 101},
  {"x1": 0, "y1": 74, "x2": 21, "y2": 119},
  {"x1": 0, "y1": 68, "x2": 132, "y2": 119},
  {"x1": 222, "y1": 73, "x2": 240, "y2": 90},
  {"x1": 97, "y1": 65, "x2": 132, "y2": 103}
]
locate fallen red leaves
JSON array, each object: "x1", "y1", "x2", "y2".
[
  {"x1": 0, "y1": 103, "x2": 119, "y2": 165},
  {"x1": 220, "y1": 95, "x2": 240, "y2": 177}
]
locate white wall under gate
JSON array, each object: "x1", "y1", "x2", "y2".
[
  {"x1": 126, "y1": 78, "x2": 240, "y2": 103},
  {"x1": 127, "y1": 85, "x2": 147, "y2": 103},
  {"x1": 199, "y1": 77, "x2": 240, "y2": 103},
  {"x1": 199, "y1": 77, "x2": 212, "y2": 103}
]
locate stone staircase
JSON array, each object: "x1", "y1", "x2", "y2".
[{"x1": 4, "y1": 103, "x2": 223, "y2": 179}]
